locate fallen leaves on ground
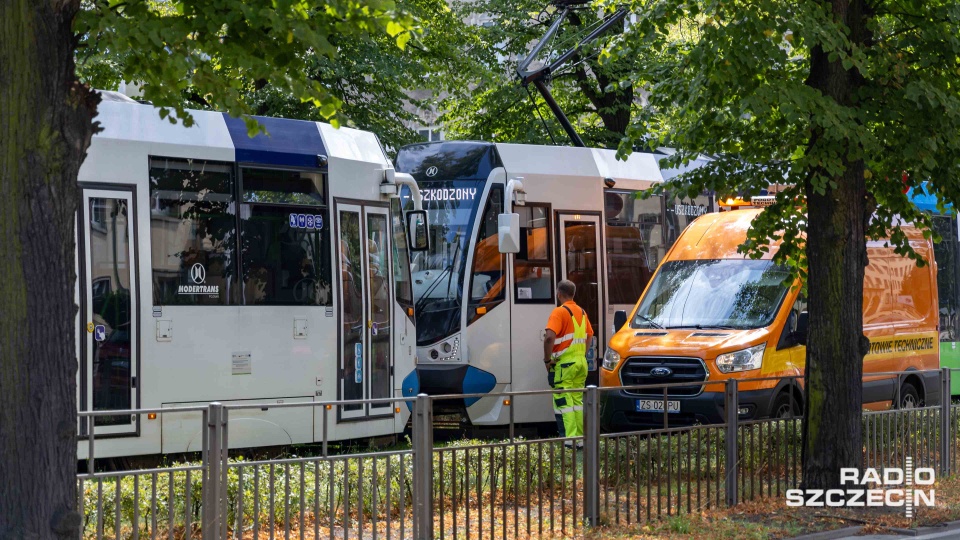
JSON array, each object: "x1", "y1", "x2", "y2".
[{"x1": 587, "y1": 476, "x2": 960, "y2": 539}]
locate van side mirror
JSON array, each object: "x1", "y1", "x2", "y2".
[
  {"x1": 794, "y1": 311, "x2": 809, "y2": 346},
  {"x1": 406, "y1": 210, "x2": 429, "y2": 252},
  {"x1": 498, "y1": 213, "x2": 520, "y2": 254},
  {"x1": 614, "y1": 310, "x2": 628, "y2": 332}
]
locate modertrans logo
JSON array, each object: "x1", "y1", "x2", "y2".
[{"x1": 786, "y1": 458, "x2": 935, "y2": 517}]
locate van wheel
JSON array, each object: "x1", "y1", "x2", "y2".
[
  {"x1": 898, "y1": 382, "x2": 921, "y2": 409},
  {"x1": 772, "y1": 391, "x2": 800, "y2": 419}
]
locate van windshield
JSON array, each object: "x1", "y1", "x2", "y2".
[{"x1": 633, "y1": 260, "x2": 791, "y2": 330}]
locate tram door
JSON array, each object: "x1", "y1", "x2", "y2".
[
  {"x1": 557, "y1": 213, "x2": 604, "y2": 386},
  {"x1": 78, "y1": 187, "x2": 139, "y2": 436},
  {"x1": 336, "y1": 203, "x2": 393, "y2": 419}
]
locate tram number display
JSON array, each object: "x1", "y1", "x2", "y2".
[{"x1": 420, "y1": 188, "x2": 478, "y2": 202}]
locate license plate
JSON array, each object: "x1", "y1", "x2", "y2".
[{"x1": 636, "y1": 399, "x2": 680, "y2": 413}]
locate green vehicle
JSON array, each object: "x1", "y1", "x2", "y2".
[{"x1": 913, "y1": 188, "x2": 960, "y2": 395}]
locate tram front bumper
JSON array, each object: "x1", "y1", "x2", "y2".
[{"x1": 401, "y1": 364, "x2": 497, "y2": 411}]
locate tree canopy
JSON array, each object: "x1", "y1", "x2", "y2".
[
  {"x1": 611, "y1": 0, "x2": 960, "y2": 268},
  {"x1": 77, "y1": 0, "x2": 645, "y2": 151},
  {"x1": 607, "y1": 0, "x2": 960, "y2": 487},
  {"x1": 77, "y1": 0, "x2": 478, "y2": 151},
  {"x1": 440, "y1": 0, "x2": 640, "y2": 148}
]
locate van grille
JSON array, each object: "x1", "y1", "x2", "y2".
[{"x1": 619, "y1": 356, "x2": 708, "y2": 397}]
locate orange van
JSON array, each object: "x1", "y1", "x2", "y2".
[{"x1": 600, "y1": 208, "x2": 941, "y2": 429}]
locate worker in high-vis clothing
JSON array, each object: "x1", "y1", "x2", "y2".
[{"x1": 543, "y1": 279, "x2": 594, "y2": 444}]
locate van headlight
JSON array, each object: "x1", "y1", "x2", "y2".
[
  {"x1": 602, "y1": 348, "x2": 621, "y2": 371},
  {"x1": 715, "y1": 344, "x2": 765, "y2": 373}
]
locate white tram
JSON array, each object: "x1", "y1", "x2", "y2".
[
  {"x1": 77, "y1": 93, "x2": 425, "y2": 458},
  {"x1": 395, "y1": 141, "x2": 714, "y2": 425}
]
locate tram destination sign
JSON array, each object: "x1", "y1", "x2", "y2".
[{"x1": 421, "y1": 188, "x2": 478, "y2": 202}]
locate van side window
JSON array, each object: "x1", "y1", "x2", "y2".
[
  {"x1": 514, "y1": 204, "x2": 554, "y2": 303},
  {"x1": 778, "y1": 296, "x2": 807, "y2": 349}
]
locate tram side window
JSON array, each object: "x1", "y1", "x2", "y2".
[
  {"x1": 391, "y1": 197, "x2": 414, "y2": 309},
  {"x1": 239, "y1": 168, "x2": 332, "y2": 306},
  {"x1": 468, "y1": 186, "x2": 505, "y2": 322},
  {"x1": 242, "y1": 168, "x2": 325, "y2": 205},
  {"x1": 604, "y1": 190, "x2": 662, "y2": 305},
  {"x1": 150, "y1": 158, "x2": 236, "y2": 306},
  {"x1": 933, "y1": 215, "x2": 959, "y2": 342},
  {"x1": 514, "y1": 204, "x2": 553, "y2": 303},
  {"x1": 664, "y1": 192, "x2": 713, "y2": 247}
]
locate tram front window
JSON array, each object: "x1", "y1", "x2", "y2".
[{"x1": 402, "y1": 180, "x2": 485, "y2": 345}]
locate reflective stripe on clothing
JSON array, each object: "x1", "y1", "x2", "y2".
[
  {"x1": 555, "y1": 405, "x2": 583, "y2": 414},
  {"x1": 547, "y1": 303, "x2": 591, "y2": 438},
  {"x1": 550, "y1": 354, "x2": 588, "y2": 437},
  {"x1": 554, "y1": 334, "x2": 587, "y2": 346},
  {"x1": 546, "y1": 301, "x2": 594, "y2": 356}
]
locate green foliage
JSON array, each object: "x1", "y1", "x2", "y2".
[
  {"x1": 79, "y1": 408, "x2": 952, "y2": 538},
  {"x1": 607, "y1": 0, "x2": 960, "y2": 271},
  {"x1": 440, "y1": 0, "x2": 642, "y2": 148},
  {"x1": 75, "y1": 0, "x2": 418, "y2": 136},
  {"x1": 667, "y1": 514, "x2": 691, "y2": 533},
  {"x1": 232, "y1": 0, "x2": 478, "y2": 151},
  {"x1": 78, "y1": 440, "x2": 578, "y2": 537}
]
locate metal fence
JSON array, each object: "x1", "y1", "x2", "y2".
[{"x1": 77, "y1": 368, "x2": 960, "y2": 539}]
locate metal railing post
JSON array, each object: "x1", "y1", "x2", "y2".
[
  {"x1": 412, "y1": 394, "x2": 434, "y2": 540},
  {"x1": 583, "y1": 386, "x2": 601, "y2": 527},
  {"x1": 724, "y1": 380, "x2": 739, "y2": 507},
  {"x1": 220, "y1": 407, "x2": 230, "y2": 540},
  {"x1": 204, "y1": 402, "x2": 223, "y2": 539},
  {"x1": 942, "y1": 368, "x2": 951, "y2": 477},
  {"x1": 87, "y1": 415, "x2": 95, "y2": 476}
]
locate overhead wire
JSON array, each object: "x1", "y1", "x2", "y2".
[{"x1": 525, "y1": 84, "x2": 559, "y2": 145}]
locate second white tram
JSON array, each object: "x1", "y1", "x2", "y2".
[
  {"x1": 77, "y1": 94, "x2": 424, "y2": 459},
  {"x1": 396, "y1": 141, "x2": 714, "y2": 425}
]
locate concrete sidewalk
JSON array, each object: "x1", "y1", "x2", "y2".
[{"x1": 850, "y1": 531, "x2": 960, "y2": 539}]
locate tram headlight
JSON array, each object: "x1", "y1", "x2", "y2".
[
  {"x1": 429, "y1": 336, "x2": 460, "y2": 361},
  {"x1": 602, "y1": 348, "x2": 621, "y2": 371}
]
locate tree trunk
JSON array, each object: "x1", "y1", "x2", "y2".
[
  {"x1": 0, "y1": 1, "x2": 98, "y2": 537},
  {"x1": 801, "y1": 0, "x2": 871, "y2": 490}
]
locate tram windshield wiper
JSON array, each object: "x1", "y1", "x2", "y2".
[{"x1": 415, "y1": 266, "x2": 454, "y2": 313}]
